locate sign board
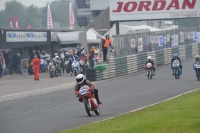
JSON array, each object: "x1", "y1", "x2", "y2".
[
  {"x1": 6, "y1": 32, "x2": 47, "y2": 42},
  {"x1": 194, "y1": 32, "x2": 199, "y2": 40},
  {"x1": 171, "y1": 34, "x2": 179, "y2": 47},
  {"x1": 109, "y1": 0, "x2": 200, "y2": 21},
  {"x1": 131, "y1": 39, "x2": 136, "y2": 48},
  {"x1": 180, "y1": 32, "x2": 184, "y2": 43},
  {"x1": 138, "y1": 38, "x2": 143, "y2": 52},
  {"x1": 158, "y1": 36, "x2": 164, "y2": 46}
]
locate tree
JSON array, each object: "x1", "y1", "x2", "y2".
[
  {"x1": 50, "y1": 0, "x2": 70, "y2": 27},
  {"x1": 25, "y1": 5, "x2": 43, "y2": 28},
  {"x1": 4, "y1": 0, "x2": 26, "y2": 28}
]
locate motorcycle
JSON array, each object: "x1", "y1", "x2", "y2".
[
  {"x1": 79, "y1": 60, "x2": 85, "y2": 74},
  {"x1": 194, "y1": 61, "x2": 200, "y2": 81},
  {"x1": 172, "y1": 59, "x2": 181, "y2": 79},
  {"x1": 48, "y1": 62, "x2": 55, "y2": 78},
  {"x1": 146, "y1": 63, "x2": 154, "y2": 79},
  {"x1": 40, "y1": 58, "x2": 47, "y2": 73},
  {"x1": 72, "y1": 60, "x2": 80, "y2": 76},
  {"x1": 79, "y1": 85, "x2": 100, "y2": 117},
  {"x1": 64, "y1": 60, "x2": 70, "y2": 73}
]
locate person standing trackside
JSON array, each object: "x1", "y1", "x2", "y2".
[
  {"x1": 102, "y1": 35, "x2": 113, "y2": 62},
  {"x1": 32, "y1": 55, "x2": 40, "y2": 81}
]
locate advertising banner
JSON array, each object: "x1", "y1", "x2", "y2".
[
  {"x1": 109, "y1": 0, "x2": 200, "y2": 21},
  {"x1": 158, "y1": 36, "x2": 164, "y2": 46},
  {"x1": 6, "y1": 32, "x2": 47, "y2": 42},
  {"x1": 171, "y1": 34, "x2": 179, "y2": 47},
  {"x1": 138, "y1": 38, "x2": 143, "y2": 52},
  {"x1": 131, "y1": 39, "x2": 136, "y2": 48}
]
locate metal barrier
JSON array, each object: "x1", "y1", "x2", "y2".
[
  {"x1": 87, "y1": 43, "x2": 200, "y2": 81},
  {"x1": 113, "y1": 26, "x2": 200, "y2": 57},
  {"x1": 21, "y1": 59, "x2": 29, "y2": 73}
]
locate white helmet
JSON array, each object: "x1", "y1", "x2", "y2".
[
  {"x1": 76, "y1": 74, "x2": 84, "y2": 84},
  {"x1": 147, "y1": 56, "x2": 152, "y2": 60},
  {"x1": 54, "y1": 53, "x2": 58, "y2": 56}
]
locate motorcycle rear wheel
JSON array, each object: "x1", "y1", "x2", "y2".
[
  {"x1": 196, "y1": 69, "x2": 200, "y2": 81},
  {"x1": 174, "y1": 68, "x2": 179, "y2": 79},
  {"x1": 94, "y1": 107, "x2": 100, "y2": 115}
]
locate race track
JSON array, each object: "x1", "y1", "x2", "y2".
[{"x1": 0, "y1": 59, "x2": 199, "y2": 133}]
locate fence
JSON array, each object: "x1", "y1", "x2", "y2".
[
  {"x1": 112, "y1": 26, "x2": 200, "y2": 57},
  {"x1": 86, "y1": 43, "x2": 200, "y2": 81}
]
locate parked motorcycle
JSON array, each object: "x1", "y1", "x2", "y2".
[
  {"x1": 79, "y1": 60, "x2": 85, "y2": 74},
  {"x1": 72, "y1": 60, "x2": 80, "y2": 76},
  {"x1": 79, "y1": 85, "x2": 100, "y2": 117},
  {"x1": 40, "y1": 58, "x2": 47, "y2": 73},
  {"x1": 146, "y1": 63, "x2": 154, "y2": 79},
  {"x1": 172, "y1": 59, "x2": 181, "y2": 79},
  {"x1": 194, "y1": 61, "x2": 200, "y2": 81},
  {"x1": 64, "y1": 60, "x2": 70, "y2": 73},
  {"x1": 49, "y1": 62, "x2": 55, "y2": 78}
]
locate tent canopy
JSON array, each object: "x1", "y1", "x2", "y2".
[
  {"x1": 57, "y1": 32, "x2": 80, "y2": 44},
  {"x1": 86, "y1": 28, "x2": 102, "y2": 43}
]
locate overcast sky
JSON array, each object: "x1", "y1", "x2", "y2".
[{"x1": 0, "y1": 0, "x2": 57, "y2": 10}]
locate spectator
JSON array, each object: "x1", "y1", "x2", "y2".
[
  {"x1": 89, "y1": 50, "x2": 95, "y2": 68},
  {"x1": 102, "y1": 35, "x2": 113, "y2": 62},
  {"x1": 16, "y1": 53, "x2": 22, "y2": 75},
  {"x1": 0, "y1": 53, "x2": 5, "y2": 78},
  {"x1": 30, "y1": 50, "x2": 36, "y2": 61},
  {"x1": 12, "y1": 53, "x2": 18, "y2": 71},
  {"x1": 32, "y1": 55, "x2": 40, "y2": 81},
  {"x1": 36, "y1": 50, "x2": 41, "y2": 59}
]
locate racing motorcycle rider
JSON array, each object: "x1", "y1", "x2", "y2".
[
  {"x1": 75, "y1": 74, "x2": 102, "y2": 104},
  {"x1": 144, "y1": 56, "x2": 156, "y2": 75},
  {"x1": 171, "y1": 53, "x2": 182, "y2": 75},
  {"x1": 193, "y1": 55, "x2": 200, "y2": 76}
]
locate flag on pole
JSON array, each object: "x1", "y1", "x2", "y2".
[
  {"x1": 15, "y1": 17, "x2": 19, "y2": 28},
  {"x1": 10, "y1": 17, "x2": 13, "y2": 28},
  {"x1": 47, "y1": 3, "x2": 53, "y2": 29},
  {"x1": 27, "y1": 24, "x2": 31, "y2": 29},
  {"x1": 69, "y1": 2, "x2": 75, "y2": 29}
]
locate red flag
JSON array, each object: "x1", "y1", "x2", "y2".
[
  {"x1": 27, "y1": 24, "x2": 31, "y2": 29},
  {"x1": 15, "y1": 17, "x2": 19, "y2": 28},
  {"x1": 10, "y1": 17, "x2": 13, "y2": 28}
]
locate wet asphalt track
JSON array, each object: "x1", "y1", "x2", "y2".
[{"x1": 0, "y1": 59, "x2": 199, "y2": 133}]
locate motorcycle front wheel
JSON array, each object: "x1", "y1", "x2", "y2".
[{"x1": 84, "y1": 100, "x2": 92, "y2": 117}]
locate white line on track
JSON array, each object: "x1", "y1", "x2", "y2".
[{"x1": 66, "y1": 88, "x2": 199, "y2": 132}]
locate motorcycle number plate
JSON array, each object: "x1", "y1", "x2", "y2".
[
  {"x1": 80, "y1": 89, "x2": 87, "y2": 95},
  {"x1": 195, "y1": 64, "x2": 200, "y2": 68}
]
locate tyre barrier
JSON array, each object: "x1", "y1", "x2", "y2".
[{"x1": 86, "y1": 68, "x2": 97, "y2": 81}]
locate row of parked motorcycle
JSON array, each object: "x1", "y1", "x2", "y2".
[{"x1": 43, "y1": 57, "x2": 87, "y2": 78}]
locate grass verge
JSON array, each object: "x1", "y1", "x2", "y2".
[{"x1": 60, "y1": 89, "x2": 200, "y2": 133}]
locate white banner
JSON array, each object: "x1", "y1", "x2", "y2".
[
  {"x1": 150, "y1": 36, "x2": 154, "y2": 44},
  {"x1": 171, "y1": 34, "x2": 179, "y2": 47},
  {"x1": 180, "y1": 32, "x2": 184, "y2": 43},
  {"x1": 69, "y1": 2, "x2": 75, "y2": 29},
  {"x1": 6, "y1": 32, "x2": 47, "y2": 42},
  {"x1": 154, "y1": 36, "x2": 158, "y2": 44},
  {"x1": 167, "y1": 34, "x2": 171, "y2": 42},
  {"x1": 47, "y1": 3, "x2": 53, "y2": 29},
  {"x1": 131, "y1": 39, "x2": 135, "y2": 48},
  {"x1": 164, "y1": 37, "x2": 167, "y2": 45},
  {"x1": 138, "y1": 38, "x2": 143, "y2": 52},
  {"x1": 109, "y1": 0, "x2": 200, "y2": 21},
  {"x1": 158, "y1": 36, "x2": 164, "y2": 47}
]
